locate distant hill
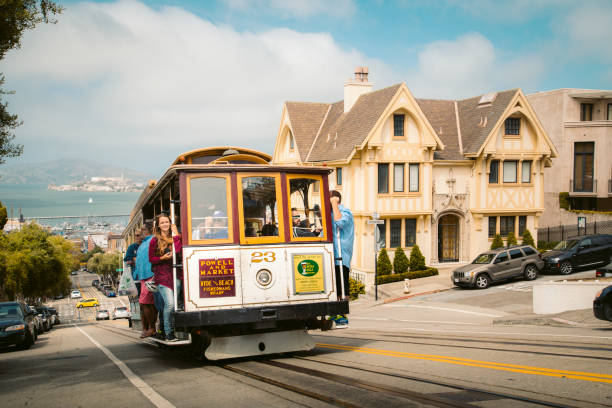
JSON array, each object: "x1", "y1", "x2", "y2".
[{"x1": 0, "y1": 159, "x2": 154, "y2": 185}]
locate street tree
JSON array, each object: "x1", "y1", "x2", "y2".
[
  {"x1": 491, "y1": 234, "x2": 504, "y2": 249},
  {"x1": 0, "y1": 0, "x2": 63, "y2": 164},
  {"x1": 0, "y1": 200, "x2": 7, "y2": 229},
  {"x1": 393, "y1": 247, "x2": 409, "y2": 274},
  {"x1": 377, "y1": 248, "x2": 392, "y2": 276},
  {"x1": 0, "y1": 224, "x2": 73, "y2": 301},
  {"x1": 409, "y1": 244, "x2": 426, "y2": 271}
]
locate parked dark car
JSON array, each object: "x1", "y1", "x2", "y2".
[
  {"x1": 0, "y1": 302, "x2": 37, "y2": 350},
  {"x1": 92, "y1": 279, "x2": 100, "y2": 288},
  {"x1": 542, "y1": 234, "x2": 612, "y2": 275},
  {"x1": 41, "y1": 306, "x2": 59, "y2": 326},
  {"x1": 28, "y1": 306, "x2": 44, "y2": 334},
  {"x1": 453, "y1": 245, "x2": 543, "y2": 289},
  {"x1": 593, "y1": 283, "x2": 612, "y2": 322}
]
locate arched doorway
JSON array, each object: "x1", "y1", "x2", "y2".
[{"x1": 438, "y1": 214, "x2": 459, "y2": 262}]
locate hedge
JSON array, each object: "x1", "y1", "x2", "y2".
[{"x1": 376, "y1": 267, "x2": 439, "y2": 285}]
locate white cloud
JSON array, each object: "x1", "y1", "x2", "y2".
[
  {"x1": 406, "y1": 33, "x2": 545, "y2": 98},
  {"x1": 3, "y1": 0, "x2": 379, "y2": 173},
  {"x1": 221, "y1": 0, "x2": 356, "y2": 19},
  {"x1": 564, "y1": 3, "x2": 612, "y2": 63}
]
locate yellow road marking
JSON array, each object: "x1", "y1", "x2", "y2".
[{"x1": 316, "y1": 343, "x2": 612, "y2": 384}]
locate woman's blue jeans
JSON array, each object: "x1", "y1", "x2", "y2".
[{"x1": 157, "y1": 282, "x2": 180, "y2": 337}]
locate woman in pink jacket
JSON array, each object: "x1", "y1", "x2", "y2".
[{"x1": 149, "y1": 213, "x2": 182, "y2": 341}]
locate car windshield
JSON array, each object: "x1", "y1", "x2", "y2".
[
  {"x1": 0, "y1": 304, "x2": 23, "y2": 319},
  {"x1": 472, "y1": 253, "x2": 495, "y2": 264},
  {"x1": 116, "y1": 307, "x2": 127, "y2": 311},
  {"x1": 553, "y1": 239, "x2": 580, "y2": 251}
]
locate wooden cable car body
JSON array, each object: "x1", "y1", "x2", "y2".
[{"x1": 123, "y1": 147, "x2": 349, "y2": 359}]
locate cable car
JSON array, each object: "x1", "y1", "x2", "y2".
[{"x1": 123, "y1": 147, "x2": 348, "y2": 359}]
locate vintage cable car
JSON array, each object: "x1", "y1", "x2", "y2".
[{"x1": 123, "y1": 147, "x2": 349, "y2": 359}]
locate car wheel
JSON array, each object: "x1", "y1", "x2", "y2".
[
  {"x1": 474, "y1": 274, "x2": 491, "y2": 289},
  {"x1": 524, "y1": 265, "x2": 538, "y2": 281},
  {"x1": 604, "y1": 303, "x2": 612, "y2": 322},
  {"x1": 560, "y1": 261, "x2": 573, "y2": 275},
  {"x1": 18, "y1": 331, "x2": 33, "y2": 350}
]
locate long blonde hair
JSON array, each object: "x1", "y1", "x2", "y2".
[{"x1": 153, "y1": 213, "x2": 173, "y2": 255}]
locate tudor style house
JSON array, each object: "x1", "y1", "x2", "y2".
[{"x1": 272, "y1": 68, "x2": 557, "y2": 284}]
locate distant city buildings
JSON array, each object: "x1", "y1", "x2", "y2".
[{"x1": 48, "y1": 174, "x2": 144, "y2": 192}]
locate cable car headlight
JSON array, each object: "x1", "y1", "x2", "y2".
[{"x1": 256, "y1": 269, "x2": 272, "y2": 287}]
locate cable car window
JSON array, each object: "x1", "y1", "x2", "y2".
[
  {"x1": 288, "y1": 177, "x2": 326, "y2": 240},
  {"x1": 189, "y1": 175, "x2": 232, "y2": 243},
  {"x1": 241, "y1": 176, "x2": 280, "y2": 238}
]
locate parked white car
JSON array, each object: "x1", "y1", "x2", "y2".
[{"x1": 70, "y1": 290, "x2": 82, "y2": 299}]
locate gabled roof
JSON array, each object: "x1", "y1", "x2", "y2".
[
  {"x1": 415, "y1": 99, "x2": 462, "y2": 160},
  {"x1": 458, "y1": 89, "x2": 518, "y2": 155},
  {"x1": 284, "y1": 102, "x2": 330, "y2": 161},
  {"x1": 282, "y1": 85, "x2": 532, "y2": 163}
]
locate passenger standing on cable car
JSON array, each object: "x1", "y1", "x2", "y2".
[
  {"x1": 330, "y1": 190, "x2": 354, "y2": 327},
  {"x1": 134, "y1": 222, "x2": 156, "y2": 338},
  {"x1": 149, "y1": 214, "x2": 182, "y2": 342},
  {"x1": 124, "y1": 232, "x2": 142, "y2": 295}
]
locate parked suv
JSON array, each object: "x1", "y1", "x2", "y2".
[
  {"x1": 542, "y1": 234, "x2": 612, "y2": 275},
  {"x1": 452, "y1": 245, "x2": 543, "y2": 289}
]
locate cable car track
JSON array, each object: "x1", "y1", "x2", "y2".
[{"x1": 92, "y1": 324, "x2": 603, "y2": 408}]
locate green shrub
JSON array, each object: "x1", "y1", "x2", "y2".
[
  {"x1": 393, "y1": 247, "x2": 409, "y2": 274},
  {"x1": 537, "y1": 240, "x2": 558, "y2": 251},
  {"x1": 521, "y1": 229, "x2": 535, "y2": 247},
  {"x1": 491, "y1": 234, "x2": 504, "y2": 249},
  {"x1": 377, "y1": 248, "x2": 392, "y2": 276},
  {"x1": 409, "y1": 244, "x2": 426, "y2": 271},
  {"x1": 506, "y1": 231, "x2": 518, "y2": 246},
  {"x1": 559, "y1": 192, "x2": 570, "y2": 210},
  {"x1": 376, "y1": 267, "x2": 439, "y2": 285},
  {"x1": 349, "y1": 277, "x2": 365, "y2": 300}
]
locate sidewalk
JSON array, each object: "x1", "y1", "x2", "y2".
[{"x1": 353, "y1": 263, "x2": 463, "y2": 307}]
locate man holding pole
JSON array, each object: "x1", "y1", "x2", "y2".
[{"x1": 329, "y1": 190, "x2": 354, "y2": 328}]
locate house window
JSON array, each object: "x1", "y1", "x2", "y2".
[
  {"x1": 489, "y1": 160, "x2": 499, "y2": 183},
  {"x1": 390, "y1": 219, "x2": 401, "y2": 248},
  {"x1": 289, "y1": 132, "x2": 295, "y2": 150},
  {"x1": 518, "y1": 216, "x2": 527, "y2": 236},
  {"x1": 608, "y1": 103, "x2": 612, "y2": 120},
  {"x1": 500, "y1": 216, "x2": 515, "y2": 236},
  {"x1": 580, "y1": 103, "x2": 593, "y2": 121},
  {"x1": 377, "y1": 221, "x2": 386, "y2": 249},
  {"x1": 378, "y1": 163, "x2": 389, "y2": 194},
  {"x1": 503, "y1": 161, "x2": 517, "y2": 183},
  {"x1": 505, "y1": 118, "x2": 520, "y2": 135},
  {"x1": 405, "y1": 218, "x2": 416, "y2": 246},
  {"x1": 409, "y1": 163, "x2": 419, "y2": 192},
  {"x1": 488, "y1": 216, "x2": 497, "y2": 238},
  {"x1": 574, "y1": 142, "x2": 594, "y2": 192},
  {"x1": 521, "y1": 161, "x2": 532, "y2": 183},
  {"x1": 393, "y1": 164, "x2": 404, "y2": 192},
  {"x1": 393, "y1": 114, "x2": 405, "y2": 137},
  {"x1": 336, "y1": 168, "x2": 342, "y2": 186}
]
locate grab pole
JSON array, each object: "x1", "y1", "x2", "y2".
[
  {"x1": 170, "y1": 202, "x2": 177, "y2": 312},
  {"x1": 336, "y1": 227, "x2": 346, "y2": 300}
]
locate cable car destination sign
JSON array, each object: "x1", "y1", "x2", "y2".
[{"x1": 199, "y1": 257, "x2": 235, "y2": 298}]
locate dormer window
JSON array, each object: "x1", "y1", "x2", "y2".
[
  {"x1": 289, "y1": 132, "x2": 295, "y2": 150},
  {"x1": 505, "y1": 118, "x2": 520, "y2": 135},
  {"x1": 393, "y1": 114, "x2": 405, "y2": 137}
]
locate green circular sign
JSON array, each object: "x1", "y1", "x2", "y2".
[{"x1": 297, "y1": 260, "x2": 319, "y2": 276}]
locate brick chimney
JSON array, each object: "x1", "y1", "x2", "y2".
[{"x1": 344, "y1": 66, "x2": 373, "y2": 113}]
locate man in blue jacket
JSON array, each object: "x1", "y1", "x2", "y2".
[
  {"x1": 330, "y1": 190, "x2": 354, "y2": 328},
  {"x1": 124, "y1": 232, "x2": 142, "y2": 295}
]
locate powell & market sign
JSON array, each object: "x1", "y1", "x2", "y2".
[{"x1": 199, "y1": 258, "x2": 235, "y2": 298}]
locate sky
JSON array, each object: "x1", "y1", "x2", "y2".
[{"x1": 2, "y1": 0, "x2": 611, "y2": 176}]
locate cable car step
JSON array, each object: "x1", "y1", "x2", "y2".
[
  {"x1": 204, "y1": 330, "x2": 314, "y2": 360},
  {"x1": 148, "y1": 333, "x2": 191, "y2": 346}
]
